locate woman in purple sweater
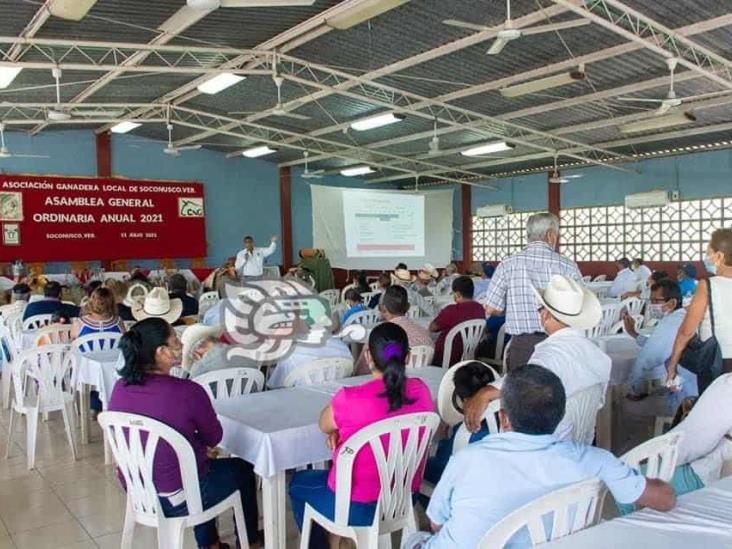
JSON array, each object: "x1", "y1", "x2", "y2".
[{"x1": 108, "y1": 318, "x2": 259, "y2": 549}]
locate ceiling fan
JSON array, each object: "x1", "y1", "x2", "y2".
[
  {"x1": 443, "y1": 0, "x2": 590, "y2": 55},
  {"x1": 269, "y1": 62, "x2": 310, "y2": 121},
  {"x1": 616, "y1": 57, "x2": 725, "y2": 116},
  {"x1": 0, "y1": 123, "x2": 50, "y2": 159},
  {"x1": 187, "y1": 0, "x2": 316, "y2": 9},
  {"x1": 163, "y1": 106, "x2": 202, "y2": 157},
  {"x1": 301, "y1": 151, "x2": 324, "y2": 179},
  {"x1": 46, "y1": 68, "x2": 124, "y2": 121},
  {"x1": 427, "y1": 120, "x2": 440, "y2": 156}
]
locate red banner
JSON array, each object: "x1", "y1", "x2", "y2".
[{"x1": 0, "y1": 174, "x2": 206, "y2": 262}]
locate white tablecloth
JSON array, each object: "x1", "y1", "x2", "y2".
[
  {"x1": 71, "y1": 349, "x2": 122, "y2": 406},
  {"x1": 594, "y1": 334, "x2": 639, "y2": 386},
  {"x1": 547, "y1": 476, "x2": 732, "y2": 547}
]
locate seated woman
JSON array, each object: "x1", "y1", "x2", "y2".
[
  {"x1": 108, "y1": 318, "x2": 260, "y2": 549},
  {"x1": 288, "y1": 323, "x2": 434, "y2": 549},
  {"x1": 423, "y1": 362, "x2": 497, "y2": 486},
  {"x1": 341, "y1": 288, "x2": 366, "y2": 325}
]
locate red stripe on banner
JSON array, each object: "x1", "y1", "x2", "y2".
[
  {"x1": 356, "y1": 244, "x2": 416, "y2": 251},
  {"x1": 0, "y1": 174, "x2": 206, "y2": 261}
]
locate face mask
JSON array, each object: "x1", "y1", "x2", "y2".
[
  {"x1": 648, "y1": 303, "x2": 666, "y2": 320},
  {"x1": 704, "y1": 256, "x2": 717, "y2": 274}
]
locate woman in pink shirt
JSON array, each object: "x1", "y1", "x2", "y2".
[{"x1": 289, "y1": 322, "x2": 434, "y2": 548}]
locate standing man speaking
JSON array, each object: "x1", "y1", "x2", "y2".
[{"x1": 235, "y1": 234, "x2": 278, "y2": 281}]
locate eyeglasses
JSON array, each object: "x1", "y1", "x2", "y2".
[{"x1": 649, "y1": 298, "x2": 668, "y2": 304}]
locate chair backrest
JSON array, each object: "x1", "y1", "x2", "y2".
[
  {"x1": 581, "y1": 275, "x2": 592, "y2": 283},
  {"x1": 319, "y1": 289, "x2": 340, "y2": 310},
  {"x1": 340, "y1": 282, "x2": 357, "y2": 303},
  {"x1": 441, "y1": 319, "x2": 486, "y2": 368},
  {"x1": 198, "y1": 291, "x2": 219, "y2": 309},
  {"x1": 592, "y1": 274, "x2": 607, "y2": 282},
  {"x1": 2, "y1": 311, "x2": 23, "y2": 353},
  {"x1": 263, "y1": 265, "x2": 281, "y2": 278},
  {"x1": 369, "y1": 281, "x2": 380, "y2": 291},
  {"x1": 493, "y1": 323, "x2": 507, "y2": 363},
  {"x1": 563, "y1": 383, "x2": 605, "y2": 445},
  {"x1": 0, "y1": 324, "x2": 16, "y2": 366},
  {"x1": 283, "y1": 356, "x2": 354, "y2": 387},
  {"x1": 360, "y1": 291, "x2": 379, "y2": 307},
  {"x1": 193, "y1": 367, "x2": 265, "y2": 403},
  {"x1": 405, "y1": 306, "x2": 420, "y2": 319},
  {"x1": 407, "y1": 345, "x2": 434, "y2": 368},
  {"x1": 437, "y1": 360, "x2": 500, "y2": 426},
  {"x1": 343, "y1": 309, "x2": 382, "y2": 328},
  {"x1": 72, "y1": 332, "x2": 122, "y2": 353},
  {"x1": 0, "y1": 301, "x2": 25, "y2": 319},
  {"x1": 22, "y1": 314, "x2": 54, "y2": 331},
  {"x1": 98, "y1": 411, "x2": 205, "y2": 524},
  {"x1": 34, "y1": 324, "x2": 73, "y2": 346},
  {"x1": 620, "y1": 296, "x2": 644, "y2": 317},
  {"x1": 478, "y1": 478, "x2": 603, "y2": 547},
  {"x1": 332, "y1": 412, "x2": 440, "y2": 529},
  {"x1": 621, "y1": 431, "x2": 683, "y2": 482},
  {"x1": 585, "y1": 303, "x2": 620, "y2": 338},
  {"x1": 12, "y1": 345, "x2": 76, "y2": 411},
  {"x1": 452, "y1": 398, "x2": 502, "y2": 454}
]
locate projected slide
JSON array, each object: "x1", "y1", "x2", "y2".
[{"x1": 342, "y1": 190, "x2": 425, "y2": 257}]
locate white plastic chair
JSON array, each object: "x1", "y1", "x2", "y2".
[
  {"x1": 33, "y1": 324, "x2": 73, "y2": 346},
  {"x1": 477, "y1": 478, "x2": 603, "y2": 547},
  {"x1": 621, "y1": 431, "x2": 683, "y2": 482},
  {"x1": 0, "y1": 301, "x2": 26, "y2": 319},
  {"x1": 369, "y1": 281, "x2": 380, "y2": 292},
  {"x1": 620, "y1": 296, "x2": 644, "y2": 318},
  {"x1": 319, "y1": 289, "x2": 340, "y2": 310},
  {"x1": 98, "y1": 411, "x2": 249, "y2": 549},
  {"x1": 451, "y1": 398, "x2": 502, "y2": 455},
  {"x1": 283, "y1": 357, "x2": 353, "y2": 387},
  {"x1": 405, "y1": 306, "x2": 420, "y2": 319},
  {"x1": 22, "y1": 314, "x2": 54, "y2": 331},
  {"x1": 0, "y1": 325, "x2": 16, "y2": 409},
  {"x1": 407, "y1": 345, "x2": 434, "y2": 368},
  {"x1": 343, "y1": 309, "x2": 382, "y2": 328},
  {"x1": 584, "y1": 302, "x2": 621, "y2": 338},
  {"x1": 436, "y1": 360, "x2": 500, "y2": 427},
  {"x1": 193, "y1": 367, "x2": 265, "y2": 403},
  {"x1": 360, "y1": 291, "x2": 379, "y2": 307},
  {"x1": 198, "y1": 291, "x2": 219, "y2": 319},
  {"x1": 72, "y1": 332, "x2": 122, "y2": 353},
  {"x1": 340, "y1": 283, "x2": 357, "y2": 304},
  {"x1": 300, "y1": 412, "x2": 440, "y2": 549},
  {"x1": 6, "y1": 345, "x2": 77, "y2": 469},
  {"x1": 441, "y1": 319, "x2": 485, "y2": 368},
  {"x1": 563, "y1": 383, "x2": 605, "y2": 445},
  {"x1": 592, "y1": 274, "x2": 607, "y2": 282},
  {"x1": 483, "y1": 323, "x2": 507, "y2": 370},
  {"x1": 581, "y1": 275, "x2": 592, "y2": 283}
]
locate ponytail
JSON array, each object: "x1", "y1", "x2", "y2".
[
  {"x1": 368, "y1": 322, "x2": 415, "y2": 412},
  {"x1": 117, "y1": 317, "x2": 172, "y2": 385}
]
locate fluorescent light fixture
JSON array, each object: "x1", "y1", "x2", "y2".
[
  {"x1": 461, "y1": 141, "x2": 514, "y2": 157},
  {"x1": 0, "y1": 66, "x2": 22, "y2": 89},
  {"x1": 620, "y1": 112, "x2": 697, "y2": 134},
  {"x1": 110, "y1": 121, "x2": 142, "y2": 134},
  {"x1": 500, "y1": 68, "x2": 585, "y2": 98},
  {"x1": 326, "y1": 0, "x2": 409, "y2": 30},
  {"x1": 341, "y1": 165, "x2": 375, "y2": 177},
  {"x1": 197, "y1": 73, "x2": 245, "y2": 95},
  {"x1": 350, "y1": 112, "x2": 405, "y2": 131},
  {"x1": 242, "y1": 145, "x2": 278, "y2": 158},
  {"x1": 48, "y1": 0, "x2": 98, "y2": 20}
]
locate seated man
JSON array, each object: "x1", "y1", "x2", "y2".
[
  {"x1": 411, "y1": 264, "x2": 438, "y2": 297},
  {"x1": 430, "y1": 276, "x2": 485, "y2": 367},
  {"x1": 609, "y1": 257, "x2": 638, "y2": 298},
  {"x1": 677, "y1": 263, "x2": 698, "y2": 301},
  {"x1": 11, "y1": 283, "x2": 30, "y2": 304},
  {"x1": 434, "y1": 263, "x2": 459, "y2": 296},
  {"x1": 22, "y1": 281, "x2": 79, "y2": 320},
  {"x1": 405, "y1": 364, "x2": 676, "y2": 549},
  {"x1": 168, "y1": 273, "x2": 199, "y2": 318},
  {"x1": 465, "y1": 275, "x2": 611, "y2": 442}
]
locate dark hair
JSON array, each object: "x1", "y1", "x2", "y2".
[
  {"x1": 381, "y1": 285, "x2": 409, "y2": 316},
  {"x1": 452, "y1": 275, "x2": 474, "y2": 299},
  {"x1": 502, "y1": 364, "x2": 566, "y2": 435},
  {"x1": 633, "y1": 257, "x2": 644, "y2": 265},
  {"x1": 452, "y1": 362, "x2": 496, "y2": 414},
  {"x1": 51, "y1": 309, "x2": 71, "y2": 324},
  {"x1": 395, "y1": 262, "x2": 407, "y2": 270},
  {"x1": 651, "y1": 279, "x2": 682, "y2": 310},
  {"x1": 368, "y1": 322, "x2": 414, "y2": 411},
  {"x1": 679, "y1": 263, "x2": 697, "y2": 279},
  {"x1": 12, "y1": 283, "x2": 30, "y2": 295},
  {"x1": 352, "y1": 270, "x2": 369, "y2": 292},
  {"x1": 651, "y1": 270, "x2": 669, "y2": 283},
  {"x1": 168, "y1": 273, "x2": 187, "y2": 294},
  {"x1": 344, "y1": 288, "x2": 362, "y2": 303},
  {"x1": 617, "y1": 257, "x2": 630, "y2": 269},
  {"x1": 378, "y1": 272, "x2": 391, "y2": 288},
  {"x1": 243, "y1": 235, "x2": 253, "y2": 242},
  {"x1": 85, "y1": 280, "x2": 103, "y2": 296},
  {"x1": 482, "y1": 263, "x2": 495, "y2": 278},
  {"x1": 710, "y1": 228, "x2": 732, "y2": 266},
  {"x1": 118, "y1": 318, "x2": 173, "y2": 385},
  {"x1": 43, "y1": 281, "x2": 62, "y2": 298},
  {"x1": 129, "y1": 270, "x2": 149, "y2": 284},
  {"x1": 87, "y1": 287, "x2": 116, "y2": 318}
]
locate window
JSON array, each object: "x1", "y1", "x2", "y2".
[
  {"x1": 560, "y1": 197, "x2": 732, "y2": 262},
  {"x1": 471, "y1": 210, "x2": 540, "y2": 262}
]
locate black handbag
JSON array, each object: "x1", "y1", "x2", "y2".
[{"x1": 679, "y1": 277, "x2": 723, "y2": 394}]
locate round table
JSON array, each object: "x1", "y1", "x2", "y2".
[{"x1": 71, "y1": 348, "x2": 122, "y2": 444}]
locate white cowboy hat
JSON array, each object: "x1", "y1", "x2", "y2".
[
  {"x1": 532, "y1": 275, "x2": 602, "y2": 330},
  {"x1": 437, "y1": 360, "x2": 501, "y2": 427},
  {"x1": 393, "y1": 269, "x2": 413, "y2": 283},
  {"x1": 181, "y1": 323, "x2": 223, "y2": 370},
  {"x1": 123, "y1": 283, "x2": 148, "y2": 308},
  {"x1": 422, "y1": 263, "x2": 438, "y2": 278},
  {"x1": 132, "y1": 287, "x2": 183, "y2": 324}
]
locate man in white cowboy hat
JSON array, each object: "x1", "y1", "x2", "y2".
[
  {"x1": 411, "y1": 263, "x2": 438, "y2": 297},
  {"x1": 132, "y1": 287, "x2": 183, "y2": 325},
  {"x1": 182, "y1": 323, "x2": 259, "y2": 378},
  {"x1": 464, "y1": 275, "x2": 611, "y2": 442},
  {"x1": 391, "y1": 267, "x2": 414, "y2": 287}
]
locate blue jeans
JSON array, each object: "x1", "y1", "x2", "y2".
[
  {"x1": 159, "y1": 458, "x2": 259, "y2": 547},
  {"x1": 289, "y1": 470, "x2": 377, "y2": 549}
]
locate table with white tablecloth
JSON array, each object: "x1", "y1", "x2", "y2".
[
  {"x1": 547, "y1": 475, "x2": 732, "y2": 547},
  {"x1": 71, "y1": 349, "x2": 122, "y2": 444}
]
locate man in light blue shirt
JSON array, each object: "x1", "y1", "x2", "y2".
[
  {"x1": 405, "y1": 365, "x2": 676, "y2": 549},
  {"x1": 609, "y1": 257, "x2": 638, "y2": 298},
  {"x1": 625, "y1": 279, "x2": 698, "y2": 410}
]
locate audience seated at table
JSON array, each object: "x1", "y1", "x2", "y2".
[
  {"x1": 434, "y1": 263, "x2": 459, "y2": 296},
  {"x1": 181, "y1": 323, "x2": 258, "y2": 378},
  {"x1": 609, "y1": 257, "x2": 639, "y2": 298},
  {"x1": 355, "y1": 285, "x2": 433, "y2": 374},
  {"x1": 411, "y1": 264, "x2": 438, "y2": 297},
  {"x1": 430, "y1": 276, "x2": 485, "y2": 367},
  {"x1": 622, "y1": 269, "x2": 669, "y2": 300},
  {"x1": 350, "y1": 270, "x2": 370, "y2": 294},
  {"x1": 103, "y1": 279, "x2": 134, "y2": 322},
  {"x1": 168, "y1": 273, "x2": 199, "y2": 319},
  {"x1": 131, "y1": 287, "x2": 182, "y2": 326},
  {"x1": 341, "y1": 288, "x2": 367, "y2": 325},
  {"x1": 71, "y1": 287, "x2": 126, "y2": 339},
  {"x1": 465, "y1": 275, "x2": 610, "y2": 442},
  {"x1": 677, "y1": 263, "x2": 698, "y2": 300},
  {"x1": 288, "y1": 322, "x2": 433, "y2": 549},
  {"x1": 22, "y1": 280, "x2": 79, "y2": 320},
  {"x1": 108, "y1": 318, "x2": 260, "y2": 549},
  {"x1": 367, "y1": 272, "x2": 391, "y2": 308},
  {"x1": 404, "y1": 364, "x2": 676, "y2": 549},
  {"x1": 35, "y1": 311, "x2": 72, "y2": 345},
  {"x1": 632, "y1": 257, "x2": 652, "y2": 287},
  {"x1": 625, "y1": 279, "x2": 697, "y2": 411},
  {"x1": 202, "y1": 257, "x2": 237, "y2": 298}
]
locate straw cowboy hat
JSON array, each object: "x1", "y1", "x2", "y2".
[
  {"x1": 181, "y1": 323, "x2": 223, "y2": 370},
  {"x1": 532, "y1": 275, "x2": 602, "y2": 330},
  {"x1": 123, "y1": 283, "x2": 148, "y2": 308},
  {"x1": 393, "y1": 269, "x2": 413, "y2": 283},
  {"x1": 422, "y1": 263, "x2": 439, "y2": 278},
  {"x1": 132, "y1": 287, "x2": 183, "y2": 324}
]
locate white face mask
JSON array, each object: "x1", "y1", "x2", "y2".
[{"x1": 648, "y1": 303, "x2": 666, "y2": 320}]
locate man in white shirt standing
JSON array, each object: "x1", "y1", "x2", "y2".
[
  {"x1": 609, "y1": 257, "x2": 637, "y2": 298},
  {"x1": 235, "y1": 234, "x2": 277, "y2": 281}
]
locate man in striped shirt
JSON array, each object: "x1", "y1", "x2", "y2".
[{"x1": 483, "y1": 212, "x2": 582, "y2": 370}]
